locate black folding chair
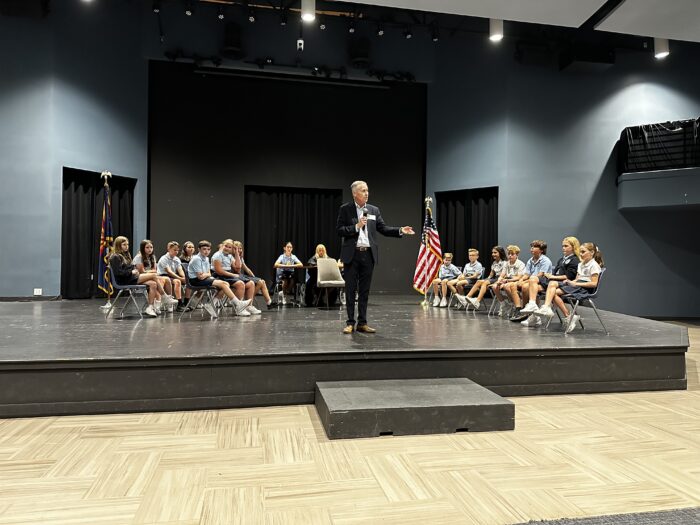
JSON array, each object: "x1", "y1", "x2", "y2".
[
  {"x1": 180, "y1": 263, "x2": 219, "y2": 320},
  {"x1": 547, "y1": 267, "x2": 609, "y2": 335},
  {"x1": 104, "y1": 269, "x2": 148, "y2": 319}
]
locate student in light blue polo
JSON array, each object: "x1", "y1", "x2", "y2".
[
  {"x1": 157, "y1": 241, "x2": 186, "y2": 312},
  {"x1": 274, "y1": 241, "x2": 303, "y2": 305},
  {"x1": 508, "y1": 240, "x2": 553, "y2": 323},
  {"x1": 212, "y1": 239, "x2": 259, "y2": 315},
  {"x1": 188, "y1": 240, "x2": 251, "y2": 318},
  {"x1": 449, "y1": 249, "x2": 483, "y2": 298},
  {"x1": 430, "y1": 253, "x2": 461, "y2": 307}
]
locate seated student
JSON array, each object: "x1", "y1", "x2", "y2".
[
  {"x1": 493, "y1": 245, "x2": 526, "y2": 317},
  {"x1": 535, "y1": 242, "x2": 604, "y2": 334},
  {"x1": 449, "y1": 249, "x2": 483, "y2": 298},
  {"x1": 187, "y1": 240, "x2": 251, "y2": 318},
  {"x1": 157, "y1": 241, "x2": 187, "y2": 312},
  {"x1": 305, "y1": 243, "x2": 342, "y2": 307},
  {"x1": 274, "y1": 241, "x2": 303, "y2": 305},
  {"x1": 178, "y1": 241, "x2": 196, "y2": 302},
  {"x1": 132, "y1": 239, "x2": 177, "y2": 313},
  {"x1": 507, "y1": 240, "x2": 553, "y2": 322},
  {"x1": 456, "y1": 246, "x2": 507, "y2": 310},
  {"x1": 519, "y1": 236, "x2": 580, "y2": 327},
  {"x1": 232, "y1": 240, "x2": 274, "y2": 309},
  {"x1": 431, "y1": 253, "x2": 461, "y2": 307},
  {"x1": 109, "y1": 236, "x2": 165, "y2": 318},
  {"x1": 211, "y1": 239, "x2": 259, "y2": 315}
]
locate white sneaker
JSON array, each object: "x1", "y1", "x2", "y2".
[
  {"x1": 235, "y1": 300, "x2": 252, "y2": 315},
  {"x1": 164, "y1": 295, "x2": 178, "y2": 305},
  {"x1": 203, "y1": 303, "x2": 218, "y2": 318},
  {"x1": 439, "y1": 297, "x2": 448, "y2": 307},
  {"x1": 246, "y1": 304, "x2": 261, "y2": 315},
  {"x1": 536, "y1": 305, "x2": 554, "y2": 318},
  {"x1": 237, "y1": 308, "x2": 251, "y2": 317},
  {"x1": 282, "y1": 295, "x2": 287, "y2": 305},
  {"x1": 144, "y1": 305, "x2": 157, "y2": 318},
  {"x1": 566, "y1": 314, "x2": 580, "y2": 334},
  {"x1": 498, "y1": 303, "x2": 505, "y2": 317},
  {"x1": 466, "y1": 297, "x2": 480, "y2": 310},
  {"x1": 520, "y1": 302, "x2": 539, "y2": 314},
  {"x1": 432, "y1": 297, "x2": 440, "y2": 307},
  {"x1": 455, "y1": 295, "x2": 468, "y2": 307},
  {"x1": 521, "y1": 314, "x2": 542, "y2": 327},
  {"x1": 166, "y1": 303, "x2": 175, "y2": 313}
]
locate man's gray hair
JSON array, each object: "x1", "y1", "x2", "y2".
[{"x1": 351, "y1": 180, "x2": 367, "y2": 193}]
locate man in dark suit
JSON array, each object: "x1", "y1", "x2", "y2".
[{"x1": 337, "y1": 180, "x2": 415, "y2": 334}]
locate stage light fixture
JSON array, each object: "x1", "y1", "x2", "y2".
[
  {"x1": 248, "y1": 7, "x2": 256, "y2": 23},
  {"x1": 403, "y1": 28, "x2": 413, "y2": 39},
  {"x1": 184, "y1": 0, "x2": 193, "y2": 16},
  {"x1": 280, "y1": 9, "x2": 288, "y2": 26},
  {"x1": 489, "y1": 18, "x2": 503, "y2": 42},
  {"x1": 348, "y1": 20, "x2": 355, "y2": 34},
  {"x1": 431, "y1": 26, "x2": 439, "y2": 42},
  {"x1": 301, "y1": 0, "x2": 315, "y2": 22},
  {"x1": 152, "y1": 1, "x2": 160, "y2": 14},
  {"x1": 654, "y1": 37, "x2": 669, "y2": 59},
  {"x1": 217, "y1": 6, "x2": 224, "y2": 20},
  {"x1": 319, "y1": 17, "x2": 326, "y2": 30},
  {"x1": 376, "y1": 24, "x2": 384, "y2": 37}
]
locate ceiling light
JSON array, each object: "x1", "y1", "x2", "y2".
[
  {"x1": 431, "y1": 26, "x2": 439, "y2": 42},
  {"x1": 217, "y1": 6, "x2": 224, "y2": 20},
  {"x1": 152, "y1": 1, "x2": 160, "y2": 13},
  {"x1": 319, "y1": 17, "x2": 326, "y2": 30},
  {"x1": 654, "y1": 37, "x2": 669, "y2": 59},
  {"x1": 248, "y1": 7, "x2": 256, "y2": 23},
  {"x1": 301, "y1": 0, "x2": 315, "y2": 22},
  {"x1": 403, "y1": 28, "x2": 413, "y2": 40},
  {"x1": 376, "y1": 24, "x2": 384, "y2": 37},
  {"x1": 489, "y1": 18, "x2": 503, "y2": 42},
  {"x1": 185, "y1": 1, "x2": 193, "y2": 16},
  {"x1": 348, "y1": 20, "x2": 355, "y2": 34},
  {"x1": 280, "y1": 9, "x2": 288, "y2": 26}
]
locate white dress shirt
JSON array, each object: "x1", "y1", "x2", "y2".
[{"x1": 355, "y1": 203, "x2": 371, "y2": 248}]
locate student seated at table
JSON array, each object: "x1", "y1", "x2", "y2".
[
  {"x1": 188, "y1": 240, "x2": 251, "y2": 317},
  {"x1": 232, "y1": 240, "x2": 274, "y2": 309},
  {"x1": 305, "y1": 243, "x2": 341, "y2": 307},
  {"x1": 157, "y1": 241, "x2": 187, "y2": 312},
  {"x1": 109, "y1": 236, "x2": 166, "y2": 318},
  {"x1": 211, "y1": 239, "x2": 260, "y2": 315},
  {"x1": 449, "y1": 249, "x2": 483, "y2": 298},
  {"x1": 274, "y1": 241, "x2": 303, "y2": 305}
]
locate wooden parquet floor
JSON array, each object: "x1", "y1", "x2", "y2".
[{"x1": 1, "y1": 323, "x2": 698, "y2": 525}]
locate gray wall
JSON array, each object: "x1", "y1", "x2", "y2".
[
  {"x1": 0, "y1": 1, "x2": 148, "y2": 297},
  {"x1": 427, "y1": 36, "x2": 700, "y2": 316}
]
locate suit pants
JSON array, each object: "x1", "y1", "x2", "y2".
[{"x1": 344, "y1": 248, "x2": 374, "y2": 326}]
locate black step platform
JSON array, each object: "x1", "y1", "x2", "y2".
[
  {"x1": 315, "y1": 378, "x2": 515, "y2": 439},
  {"x1": 0, "y1": 297, "x2": 689, "y2": 417}
]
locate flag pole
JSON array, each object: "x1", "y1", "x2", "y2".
[
  {"x1": 420, "y1": 196, "x2": 432, "y2": 308},
  {"x1": 99, "y1": 170, "x2": 113, "y2": 311}
]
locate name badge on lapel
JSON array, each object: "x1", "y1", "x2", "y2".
[{"x1": 367, "y1": 214, "x2": 376, "y2": 221}]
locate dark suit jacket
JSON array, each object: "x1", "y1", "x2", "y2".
[{"x1": 336, "y1": 201, "x2": 401, "y2": 265}]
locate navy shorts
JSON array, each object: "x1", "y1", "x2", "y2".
[
  {"x1": 190, "y1": 277, "x2": 215, "y2": 287},
  {"x1": 561, "y1": 285, "x2": 593, "y2": 296},
  {"x1": 116, "y1": 275, "x2": 139, "y2": 286}
]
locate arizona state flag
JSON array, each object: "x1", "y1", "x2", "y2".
[{"x1": 97, "y1": 180, "x2": 114, "y2": 296}]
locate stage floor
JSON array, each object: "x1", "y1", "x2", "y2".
[
  {"x1": 0, "y1": 296, "x2": 689, "y2": 417},
  {"x1": 0, "y1": 296, "x2": 689, "y2": 363}
]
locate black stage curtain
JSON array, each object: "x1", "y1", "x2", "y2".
[
  {"x1": 435, "y1": 187, "x2": 498, "y2": 269},
  {"x1": 61, "y1": 167, "x2": 136, "y2": 299},
  {"x1": 244, "y1": 186, "x2": 343, "y2": 287}
]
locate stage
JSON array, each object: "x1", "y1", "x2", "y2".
[{"x1": 0, "y1": 296, "x2": 688, "y2": 418}]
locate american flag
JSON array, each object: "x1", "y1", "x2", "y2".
[{"x1": 413, "y1": 206, "x2": 442, "y2": 294}]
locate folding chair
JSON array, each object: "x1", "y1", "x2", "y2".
[
  {"x1": 452, "y1": 268, "x2": 484, "y2": 309},
  {"x1": 180, "y1": 263, "x2": 219, "y2": 320},
  {"x1": 104, "y1": 269, "x2": 149, "y2": 319}
]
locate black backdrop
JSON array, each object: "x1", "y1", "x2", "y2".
[
  {"x1": 244, "y1": 186, "x2": 342, "y2": 285},
  {"x1": 149, "y1": 61, "x2": 426, "y2": 293},
  {"x1": 435, "y1": 187, "x2": 498, "y2": 270},
  {"x1": 61, "y1": 167, "x2": 135, "y2": 299}
]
